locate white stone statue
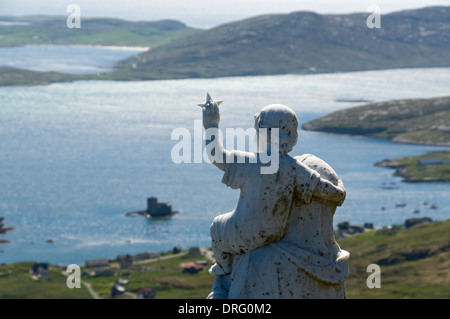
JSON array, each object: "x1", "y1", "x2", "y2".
[{"x1": 199, "y1": 93, "x2": 349, "y2": 299}]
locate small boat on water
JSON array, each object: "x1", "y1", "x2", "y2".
[
  {"x1": 335, "y1": 98, "x2": 373, "y2": 103},
  {"x1": 381, "y1": 182, "x2": 400, "y2": 190},
  {"x1": 381, "y1": 185, "x2": 401, "y2": 190},
  {"x1": 396, "y1": 202, "x2": 407, "y2": 208}
]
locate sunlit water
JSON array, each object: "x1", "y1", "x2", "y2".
[
  {"x1": 0, "y1": 64, "x2": 450, "y2": 264},
  {"x1": 0, "y1": 45, "x2": 147, "y2": 74}
]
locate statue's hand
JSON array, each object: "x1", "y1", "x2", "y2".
[
  {"x1": 202, "y1": 99, "x2": 220, "y2": 128},
  {"x1": 199, "y1": 93, "x2": 223, "y2": 129}
]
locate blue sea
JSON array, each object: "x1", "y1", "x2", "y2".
[
  {"x1": 0, "y1": 46, "x2": 449, "y2": 265},
  {"x1": 0, "y1": 45, "x2": 147, "y2": 74}
]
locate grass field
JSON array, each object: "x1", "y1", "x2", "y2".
[
  {"x1": 340, "y1": 219, "x2": 450, "y2": 298},
  {"x1": 0, "y1": 17, "x2": 199, "y2": 48},
  {"x1": 85, "y1": 252, "x2": 214, "y2": 299},
  {"x1": 1, "y1": 220, "x2": 449, "y2": 299},
  {"x1": 0, "y1": 262, "x2": 92, "y2": 299}
]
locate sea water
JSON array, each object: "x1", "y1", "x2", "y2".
[
  {"x1": 0, "y1": 63, "x2": 450, "y2": 264},
  {"x1": 0, "y1": 45, "x2": 147, "y2": 74}
]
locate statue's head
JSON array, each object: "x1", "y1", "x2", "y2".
[{"x1": 254, "y1": 104, "x2": 298, "y2": 154}]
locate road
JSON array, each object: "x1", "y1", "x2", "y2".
[
  {"x1": 61, "y1": 270, "x2": 100, "y2": 299},
  {"x1": 61, "y1": 247, "x2": 215, "y2": 299}
]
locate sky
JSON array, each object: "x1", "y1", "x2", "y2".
[{"x1": 1, "y1": 0, "x2": 449, "y2": 28}]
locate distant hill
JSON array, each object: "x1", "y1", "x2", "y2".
[
  {"x1": 0, "y1": 66, "x2": 82, "y2": 86},
  {"x1": 1, "y1": 7, "x2": 450, "y2": 85},
  {"x1": 302, "y1": 96, "x2": 450, "y2": 146},
  {"x1": 112, "y1": 6, "x2": 450, "y2": 80},
  {"x1": 0, "y1": 16, "x2": 200, "y2": 48}
]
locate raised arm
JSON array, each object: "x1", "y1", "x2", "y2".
[{"x1": 200, "y1": 93, "x2": 231, "y2": 171}]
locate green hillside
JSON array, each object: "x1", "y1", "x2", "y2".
[
  {"x1": 302, "y1": 96, "x2": 450, "y2": 147},
  {"x1": 0, "y1": 262, "x2": 93, "y2": 298},
  {"x1": 0, "y1": 16, "x2": 200, "y2": 48},
  {"x1": 1, "y1": 6, "x2": 450, "y2": 85},
  {"x1": 340, "y1": 219, "x2": 450, "y2": 299},
  {"x1": 112, "y1": 6, "x2": 450, "y2": 80},
  {"x1": 0, "y1": 66, "x2": 83, "y2": 86},
  {"x1": 375, "y1": 151, "x2": 450, "y2": 182},
  {"x1": 1, "y1": 220, "x2": 449, "y2": 299}
]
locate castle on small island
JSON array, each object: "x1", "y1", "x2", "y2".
[
  {"x1": 125, "y1": 197, "x2": 178, "y2": 218},
  {"x1": 146, "y1": 197, "x2": 177, "y2": 217}
]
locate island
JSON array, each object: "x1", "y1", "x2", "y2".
[
  {"x1": 375, "y1": 151, "x2": 450, "y2": 182},
  {"x1": 302, "y1": 96, "x2": 450, "y2": 147},
  {"x1": 0, "y1": 16, "x2": 199, "y2": 48},
  {"x1": 0, "y1": 217, "x2": 15, "y2": 244},
  {"x1": 113, "y1": 6, "x2": 450, "y2": 81},
  {"x1": 1, "y1": 6, "x2": 450, "y2": 86},
  {"x1": 0, "y1": 66, "x2": 84, "y2": 86},
  {"x1": 302, "y1": 96, "x2": 450, "y2": 182},
  {"x1": 125, "y1": 197, "x2": 178, "y2": 219}
]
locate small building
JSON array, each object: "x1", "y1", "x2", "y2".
[
  {"x1": 30, "y1": 263, "x2": 52, "y2": 281},
  {"x1": 31, "y1": 263, "x2": 48, "y2": 274},
  {"x1": 117, "y1": 254, "x2": 133, "y2": 269},
  {"x1": 134, "y1": 252, "x2": 160, "y2": 261},
  {"x1": 180, "y1": 262, "x2": 205, "y2": 274},
  {"x1": 85, "y1": 258, "x2": 109, "y2": 268},
  {"x1": 147, "y1": 197, "x2": 173, "y2": 217},
  {"x1": 349, "y1": 224, "x2": 365, "y2": 233},
  {"x1": 418, "y1": 158, "x2": 450, "y2": 166},
  {"x1": 173, "y1": 245, "x2": 182, "y2": 254},
  {"x1": 195, "y1": 260, "x2": 208, "y2": 266},
  {"x1": 126, "y1": 197, "x2": 177, "y2": 218},
  {"x1": 336, "y1": 221, "x2": 366, "y2": 238},
  {"x1": 338, "y1": 221, "x2": 349, "y2": 230},
  {"x1": 138, "y1": 287, "x2": 156, "y2": 299},
  {"x1": 90, "y1": 267, "x2": 117, "y2": 277},
  {"x1": 188, "y1": 247, "x2": 201, "y2": 255},
  {"x1": 134, "y1": 252, "x2": 152, "y2": 261}
]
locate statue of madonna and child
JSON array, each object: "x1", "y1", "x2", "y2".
[{"x1": 197, "y1": 93, "x2": 350, "y2": 299}]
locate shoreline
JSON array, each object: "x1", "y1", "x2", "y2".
[
  {"x1": 16, "y1": 44, "x2": 150, "y2": 52},
  {"x1": 302, "y1": 128, "x2": 450, "y2": 148},
  {"x1": 302, "y1": 95, "x2": 450, "y2": 148},
  {"x1": 375, "y1": 150, "x2": 450, "y2": 183},
  {"x1": 2, "y1": 217, "x2": 446, "y2": 266},
  {"x1": 1, "y1": 61, "x2": 450, "y2": 88},
  {"x1": 0, "y1": 43, "x2": 150, "y2": 52},
  {"x1": 376, "y1": 160, "x2": 450, "y2": 183}
]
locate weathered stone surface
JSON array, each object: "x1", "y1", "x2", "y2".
[{"x1": 200, "y1": 94, "x2": 349, "y2": 299}]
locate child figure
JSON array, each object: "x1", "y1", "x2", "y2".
[{"x1": 200, "y1": 94, "x2": 346, "y2": 299}]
